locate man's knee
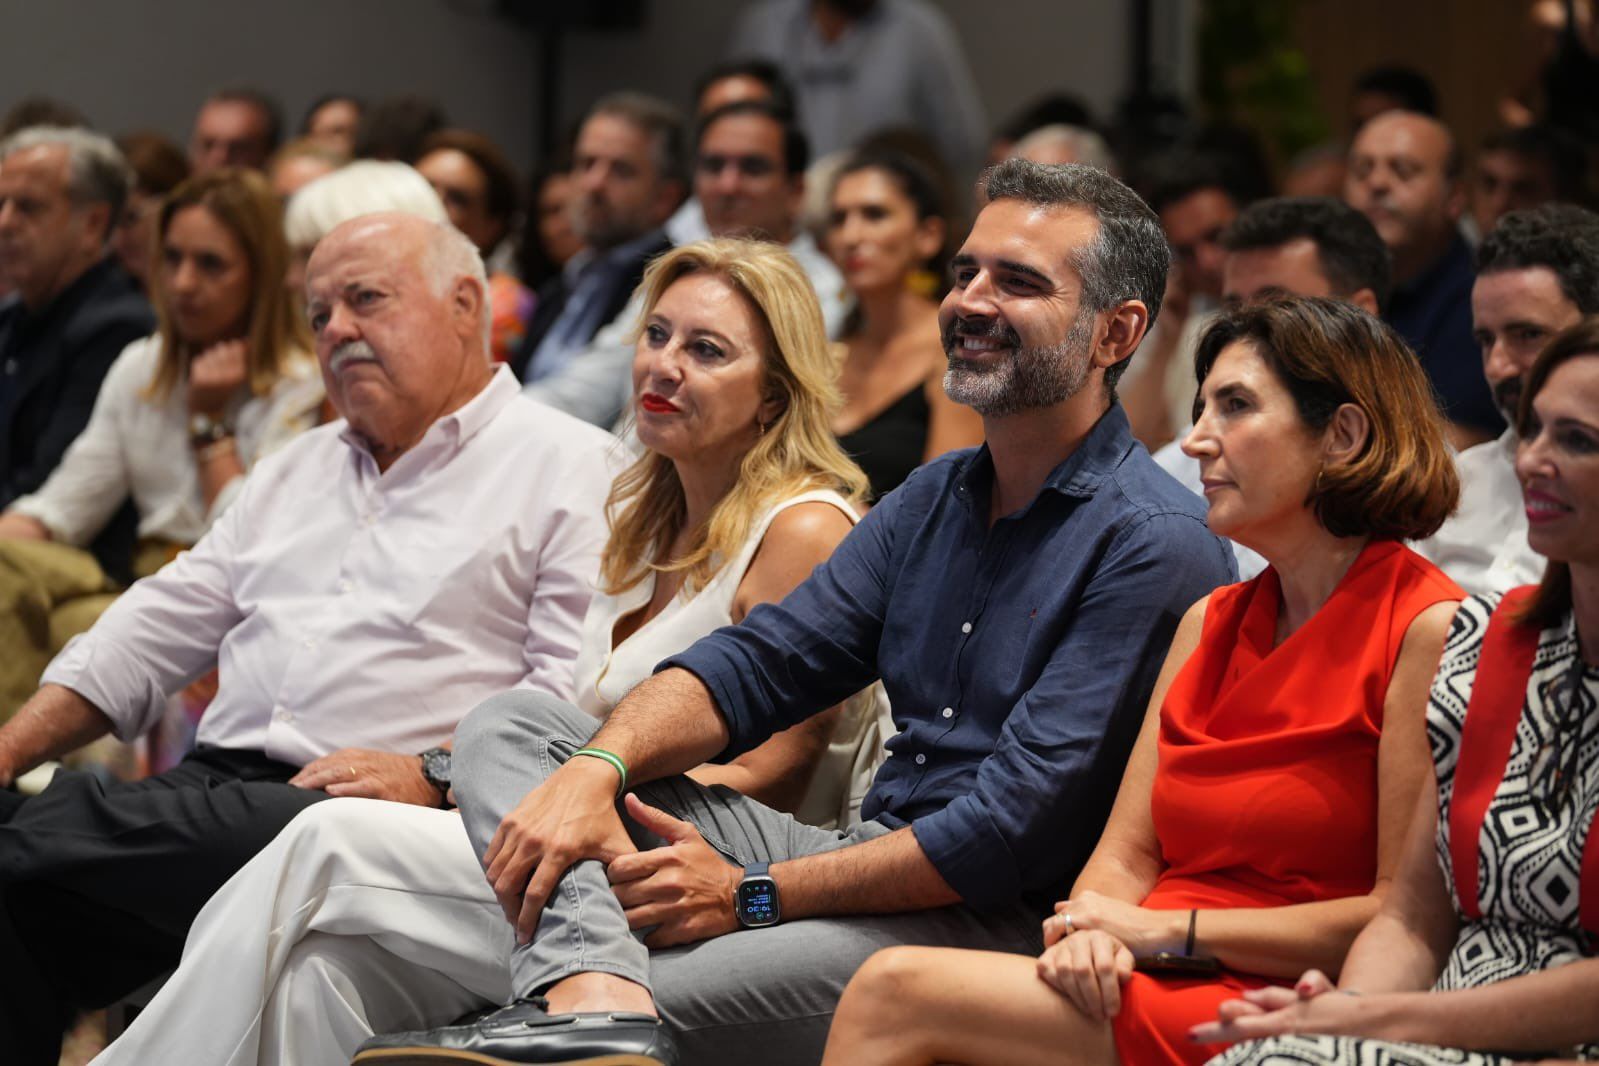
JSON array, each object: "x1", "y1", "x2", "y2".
[{"x1": 454, "y1": 690, "x2": 597, "y2": 771}]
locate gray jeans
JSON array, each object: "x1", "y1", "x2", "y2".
[{"x1": 452, "y1": 690, "x2": 1043, "y2": 1066}]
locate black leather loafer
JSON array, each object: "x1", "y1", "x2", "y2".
[{"x1": 350, "y1": 997, "x2": 677, "y2": 1066}]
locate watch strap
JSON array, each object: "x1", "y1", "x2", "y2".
[{"x1": 744, "y1": 861, "x2": 770, "y2": 879}]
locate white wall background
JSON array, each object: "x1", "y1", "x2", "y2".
[{"x1": 0, "y1": 0, "x2": 1161, "y2": 171}]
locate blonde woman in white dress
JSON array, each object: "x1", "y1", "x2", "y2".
[{"x1": 93, "y1": 237, "x2": 891, "y2": 1066}]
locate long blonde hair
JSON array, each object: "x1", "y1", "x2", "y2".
[
  {"x1": 145, "y1": 168, "x2": 309, "y2": 401},
  {"x1": 601, "y1": 238, "x2": 868, "y2": 595}
]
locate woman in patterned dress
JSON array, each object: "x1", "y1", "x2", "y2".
[{"x1": 1198, "y1": 320, "x2": 1599, "y2": 1063}]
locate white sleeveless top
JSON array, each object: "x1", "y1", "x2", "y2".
[{"x1": 570, "y1": 488, "x2": 894, "y2": 830}]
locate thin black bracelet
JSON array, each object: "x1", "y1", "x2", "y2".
[{"x1": 1185, "y1": 908, "x2": 1198, "y2": 956}]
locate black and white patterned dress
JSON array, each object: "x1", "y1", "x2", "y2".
[{"x1": 1208, "y1": 594, "x2": 1599, "y2": 1066}]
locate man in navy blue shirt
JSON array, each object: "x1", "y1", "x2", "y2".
[{"x1": 360, "y1": 159, "x2": 1237, "y2": 1066}]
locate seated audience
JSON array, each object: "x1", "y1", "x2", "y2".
[
  {"x1": 1122, "y1": 151, "x2": 1249, "y2": 450},
  {"x1": 282, "y1": 159, "x2": 448, "y2": 295},
  {"x1": 187, "y1": 86, "x2": 281, "y2": 174},
  {"x1": 0, "y1": 167, "x2": 319, "y2": 718},
  {"x1": 1202, "y1": 318, "x2": 1599, "y2": 1065},
  {"x1": 0, "y1": 214, "x2": 614, "y2": 1064},
  {"x1": 1417, "y1": 204, "x2": 1599, "y2": 595},
  {"x1": 1347, "y1": 110, "x2": 1505, "y2": 445},
  {"x1": 0, "y1": 96, "x2": 89, "y2": 139},
  {"x1": 111, "y1": 131, "x2": 189, "y2": 290},
  {"x1": 526, "y1": 98, "x2": 845, "y2": 427},
  {"x1": 511, "y1": 93, "x2": 682, "y2": 382},
  {"x1": 264, "y1": 136, "x2": 346, "y2": 202},
  {"x1": 94, "y1": 236, "x2": 894, "y2": 1066},
  {"x1": 820, "y1": 297, "x2": 1463, "y2": 1066},
  {"x1": 1281, "y1": 142, "x2": 1348, "y2": 200},
  {"x1": 416, "y1": 128, "x2": 533, "y2": 360},
  {"x1": 0, "y1": 127, "x2": 154, "y2": 571},
  {"x1": 728, "y1": 0, "x2": 988, "y2": 180},
  {"x1": 828, "y1": 147, "x2": 983, "y2": 499},
  {"x1": 1153, "y1": 195, "x2": 1393, "y2": 578},
  {"x1": 299, "y1": 92, "x2": 364, "y2": 156},
  {"x1": 350, "y1": 160, "x2": 1236, "y2": 1066},
  {"x1": 1469, "y1": 123, "x2": 1590, "y2": 241}
]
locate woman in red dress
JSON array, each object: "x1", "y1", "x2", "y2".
[{"x1": 818, "y1": 297, "x2": 1464, "y2": 1066}]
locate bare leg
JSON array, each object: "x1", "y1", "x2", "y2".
[
  {"x1": 543, "y1": 973, "x2": 655, "y2": 1017},
  {"x1": 821, "y1": 947, "x2": 1119, "y2": 1066}
]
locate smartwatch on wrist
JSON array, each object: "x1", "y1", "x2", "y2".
[
  {"x1": 418, "y1": 746, "x2": 451, "y2": 805},
  {"x1": 734, "y1": 861, "x2": 781, "y2": 928}
]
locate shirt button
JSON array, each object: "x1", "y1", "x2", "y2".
[
  {"x1": 363, "y1": 512, "x2": 376, "y2": 526},
  {"x1": 275, "y1": 708, "x2": 293, "y2": 722},
  {"x1": 915, "y1": 753, "x2": 927, "y2": 765},
  {"x1": 337, "y1": 579, "x2": 353, "y2": 594},
  {"x1": 960, "y1": 621, "x2": 973, "y2": 634},
  {"x1": 303, "y1": 637, "x2": 316, "y2": 649},
  {"x1": 941, "y1": 707, "x2": 954, "y2": 719}
]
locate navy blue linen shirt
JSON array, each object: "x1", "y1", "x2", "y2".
[{"x1": 663, "y1": 405, "x2": 1237, "y2": 910}]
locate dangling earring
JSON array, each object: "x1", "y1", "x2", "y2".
[
  {"x1": 1314, "y1": 465, "x2": 1325, "y2": 493},
  {"x1": 758, "y1": 420, "x2": 768, "y2": 437}
]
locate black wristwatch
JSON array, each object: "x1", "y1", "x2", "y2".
[
  {"x1": 734, "y1": 861, "x2": 781, "y2": 928},
  {"x1": 418, "y1": 746, "x2": 451, "y2": 805}
]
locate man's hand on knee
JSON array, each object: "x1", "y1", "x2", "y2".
[
  {"x1": 607, "y1": 793, "x2": 742, "y2": 948},
  {"x1": 289, "y1": 747, "x2": 442, "y2": 806},
  {"x1": 483, "y1": 755, "x2": 637, "y2": 943}
]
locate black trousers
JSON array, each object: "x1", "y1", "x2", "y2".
[{"x1": 0, "y1": 746, "x2": 328, "y2": 1064}]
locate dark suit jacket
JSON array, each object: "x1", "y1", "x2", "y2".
[
  {"x1": 0, "y1": 258, "x2": 153, "y2": 579},
  {"x1": 508, "y1": 231, "x2": 673, "y2": 382}
]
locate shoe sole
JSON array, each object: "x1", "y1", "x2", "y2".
[{"x1": 352, "y1": 1052, "x2": 666, "y2": 1066}]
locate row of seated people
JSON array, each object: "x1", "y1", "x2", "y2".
[
  {"x1": 0, "y1": 105, "x2": 985, "y2": 737},
  {"x1": 0, "y1": 159, "x2": 1593, "y2": 1065}
]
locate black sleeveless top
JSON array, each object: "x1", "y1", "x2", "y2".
[{"x1": 836, "y1": 385, "x2": 931, "y2": 502}]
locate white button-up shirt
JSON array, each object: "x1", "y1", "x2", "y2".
[
  {"x1": 43, "y1": 367, "x2": 620, "y2": 766},
  {"x1": 1414, "y1": 430, "x2": 1544, "y2": 597}
]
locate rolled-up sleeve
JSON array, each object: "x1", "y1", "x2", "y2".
[
  {"x1": 909, "y1": 511, "x2": 1234, "y2": 908},
  {"x1": 661, "y1": 479, "x2": 905, "y2": 755}
]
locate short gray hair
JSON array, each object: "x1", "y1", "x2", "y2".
[
  {"x1": 981, "y1": 159, "x2": 1170, "y2": 393},
  {"x1": 284, "y1": 160, "x2": 447, "y2": 249},
  {"x1": 419, "y1": 218, "x2": 492, "y2": 350},
  {"x1": 0, "y1": 125, "x2": 131, "y2": 239}
]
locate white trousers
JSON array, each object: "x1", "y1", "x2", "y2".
[{"x1": 91, "y1": 799, "x2": 509, "y2": 1066}]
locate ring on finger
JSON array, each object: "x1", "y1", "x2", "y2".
[
  {"x1": 1060, "y1": 912, "x2": 1075, "y2": 935},
  {"x1": 348, "y1": 765, "x2": 356, "y2": 780}
]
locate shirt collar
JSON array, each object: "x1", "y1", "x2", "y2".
[{"x1": 954, "y1": 403, "x2": 1136, "y2": 503}]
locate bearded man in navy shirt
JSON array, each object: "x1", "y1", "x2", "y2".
[{"x1": 359, "y1": 158, "x2": 1239, "y2": 1066}]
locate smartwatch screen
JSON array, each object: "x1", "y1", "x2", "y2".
[{"x1": 737, "y1": 877, "x2": 779, "y2": 926}]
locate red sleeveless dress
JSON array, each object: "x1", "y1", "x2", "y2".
[{"x1": 1109, "y1": 540, "x2": 1462, "y2": 1064}]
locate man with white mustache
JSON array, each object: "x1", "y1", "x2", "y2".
[
  {"x1": 0, "y1": 213, "x2": 615, "y2": 1063},
  {"x1": 356, "y1": 161, "x2": 1235, "y2": 1066}
]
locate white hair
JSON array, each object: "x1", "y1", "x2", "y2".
[
  {"x1": 284, "y1": 160, "x2": 447, "y2": 248},
  {"x1": 1012, "y1": 124, "x2": 1118, "y2": 175},
  {"x1": 421, "y1": 219, "x2": 492, "y2": 349}
]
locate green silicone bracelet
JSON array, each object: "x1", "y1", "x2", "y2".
[{"x1": 571, "y1": 747, "x2": 628, "y2": 795}]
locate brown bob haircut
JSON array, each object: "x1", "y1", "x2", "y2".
[
  {"x1": 1193, "y1": 297, "x2": 1459, "y2": 540},
  {"x1": 1512, "y1": 316, "x2": 1599, "y2": 630}
]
